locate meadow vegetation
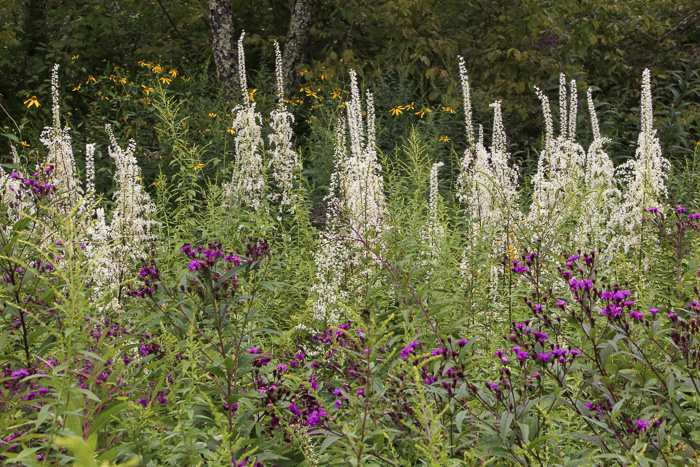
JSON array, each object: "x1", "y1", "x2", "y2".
[{"x1": 2, "y1": 16, "x2": 700, "y2": 466}]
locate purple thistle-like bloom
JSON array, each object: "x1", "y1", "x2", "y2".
[
  {"x1": 537, "y1": 352, "x2": 551, "y2": 362},
  {"x1": 356, "y1": 388, "x2": 365, "y2": 396},
  {"x1": 431, "y1": 348, "x2": 445, "y2": 356},
  {"x1": 248, "y1": 348, "x2": 262, "y2": 354},
  {"x1": 646, "y1": 207, "x2": 659, "y2": 213},
  {"x1": 488, "y1": 382, "x2": 499, "y2": 390},
  {"x1": 516, "y1": 351, "x2": 529, "y2": 361},
  {"x1": 458, "y1": 339, "x2": 469, "y2": 346},
  {"x1": 277, "y1": 364, "x2": 288, "y2": 372},
  {"x1": 556, "y1": 300, "x2": 566, "y2": 307},
  {"x1": 400, "y1": 341, "x2": 421, "y2": 360},
  {"x1": 533, "y1": 331, "x2": 549, "y2": 343},
  {"x1": 188, "y1": 259, "x2": 206, "y2": 271},
  {"x1": 629, "y1": 311, "x2": 643, "y2": 320},
  {"x1": 667, "y1": 313, "x2": 678, "y2": 319},
  {"x1": 649, "y1": 308, "x2": 659, "y2": 317},
  {"x1": 570, "y1": 349, "x2": 581, "y2": 356},
  {"x1": 634, "y1": 419, "x2": 652, "y2": 432}
]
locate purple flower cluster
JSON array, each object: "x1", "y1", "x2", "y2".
[
  {"x1": 128, "y1": 254, "x2": 160, "y2": 298},
  {"x1": 8, "y1": 166, "x2": 56, "y2": 201},
  {"x1": 182, "y1": 241, "x2": 242, "y2": 272}
]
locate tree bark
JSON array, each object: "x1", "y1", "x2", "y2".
[
  {"x1": 282, "y1": 0, "x2": 313, "y2": 97},
  {"x1": 209, "y1": 0, "x2": 237, "y2": 100}
]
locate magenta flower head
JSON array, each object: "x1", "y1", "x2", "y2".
[
  {"x1": 458, "y1": 339, "x2": 468, "y2": 347},
  {"x1": 649, "y1": 308, "x2": 659, "y2": 317}
]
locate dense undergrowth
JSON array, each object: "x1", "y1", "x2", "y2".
[{"x1": 2, "y1": 36, "x2": 700, "y2": 466}]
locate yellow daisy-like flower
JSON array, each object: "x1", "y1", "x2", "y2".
[
  {"x1": 71, "y1": 55, "x2": 79, "y2": 60},
  {"x1": 209, "y1": 113, "x2": 217, "y2": 118},
  {"x1": 248, "y1": 89, "x2": 258, "y2": 102},
  {"x1": 389, "y1": 106, "x2": 403, "y2": 116},
  {"x1": 415, "y1": 108, "x2": 432, "y2": 119},
  {"x1": 320, "y1": 73, "x2": 326, "y2": 80},
  {"x1": 141, "y1": 85, "x2": 154, "y2": 95},
  {"x1": 138, "y1": 60, "x2": 152, "y2": 68},
  {"x1": 442, "y1": 106, "x2": 456, "y2": 114},
  {"x1": 194, "y1": 163, "x2": 204, "y2": 171},
  {"x1": 119, "y1": 77, "x2": 127, "y2": 84},
  {"x1": 227, "y1": 127, "x2": 235, "y2": 134},
  {"x1": 169, "y1": 69, "x2": 178, "y2": 78},
  {"x1": 331, "y1": 91, "x2": 341, "y2": 100},
  {"x1": 24, "y1": 96, "x2": 40, "y2": 108},
  {"x1": 72, "y1": 84, "x2": 81, "y2": 91},
  {"x1": 152, "y1": 65, "x2": 163, "y2": 74},
  {"x1": 109, "y1": 74, "x2": 117, "y2": 82},
  {"x1": 153, "y1": 180, "x2": 161, "y2": 186},
  {"x1": 159, "y1": 76, "x2": 172, "y2": 84},
  {"x1": 439, "y1": 136, "x2": 450, "y2": 142},
  {"x1": 404, "y1": 102, "x2": 415, "y2": 111},
  {"x1": 21, "y1": 141, "x2": 30, "y2": 147},
  {"x1": 85, "y1": 76, "x2": 96, "y2": 84},
  {"x1": 182, "y1": 76, "x2": 191, "y2": 82}
]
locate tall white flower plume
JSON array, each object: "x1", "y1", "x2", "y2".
[
  {"x1": 267, "y1": 41, "x2": 301, "y2": 211},
  {"x1": 224, "y1": 31, "x2": 266, "y2": 211}
]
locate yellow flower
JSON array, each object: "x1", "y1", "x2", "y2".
[
  {"x1": 141, "y1": 85, "x2": 153, "y2": 95},
  {"x1": 153, "y1": 180, "x2": 161, "y2": 186},
  {"x1": 439, "y1": 136, "x2": 450, "y2": 142},
  {"x1": 331, "y1": 91, "x2": 341, "y2": 100},
  {"x1": 101, "y1": 95, "x2": 110, "y2": 100},
  {"x1": 209, "y1": 113, "x2": 217, "y2": 118},
  {"x1": 442, "y1": 106, "x2": 456, "y2": 114},
  {"x1": 404, "y1": 102, "x2": 415, "y2": 111},
  {"x1": 85, "y1": 76, "x2": 96, "y2": 84},
  {"x1": 248, "y1": 89, "x2": 258, "y2": 102},
  {"x1": 194, "y1": 163, "x2": 204, "y2": 171},
  {"x1": 24, "y1": 96, "x2": 40, "y2": 108},
  {"x1": 389, "y1": 106, "x2": 403, "y2": 116},
  {"x1": 21, "y1": 141, "x2": 30, "y2": 147},
  {"x1": 109, "y1": 74, "x2": 116, "y2": 82},
  {"x1": 71, "y1": 55, "x2": 79, "y2": 60},
  {"x1": 72, "y1": 84, "x2": 81, "y2": 91},
  {"x1": 415, "y1": 108, "x2": 432, "y2": 119},
  {"x1": 182, "y1": 76, "x2": 191, "y2": 82},
  {"x1": 320, "y1": 73, "x2": 326, "y2": 80},
  {"x1": 119, "y1": 77, "x2": 126, "y2": 84},
  {"x1": 299, "y1": 69, "x2": 308, "y2": 76},
  {"x1": 169, "y1": 69, "x2": 178, "y2": 78},
  {"x1": 138, "y1": 60, "x2": 152, "y2": 69},
  {"x1": 159, "y1": 76, "x2": 172, "y2": 84},
  {"x1": 227, "y1": 127, "x2": 235, "y2": 134},
  {"x1": 152, "y1": 65, "x2": 163, "y2": 73}
]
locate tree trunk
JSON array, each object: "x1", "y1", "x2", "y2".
[
  {"x1": 282, "y1": 0, "x2": 313, "y2": 97},
  {"x1": 208, "y1": 0, "x2": 237, "y2": 100}
]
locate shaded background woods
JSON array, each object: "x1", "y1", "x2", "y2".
[{"x1": 1, "y1": 0, "x2": 699, "y2": 203}]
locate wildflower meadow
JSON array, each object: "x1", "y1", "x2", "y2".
[{"x1": 2, "y1": 7, "x2": 700, "y2": 466}]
